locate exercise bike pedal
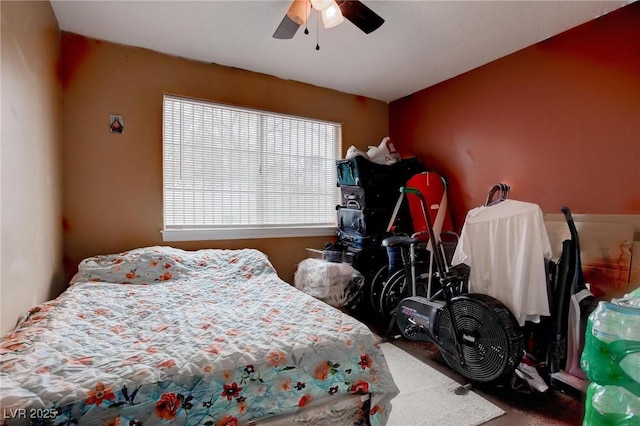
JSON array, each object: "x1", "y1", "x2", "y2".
[{"x1": 403, "y1": 317, "x2": 425, "y2": 337}]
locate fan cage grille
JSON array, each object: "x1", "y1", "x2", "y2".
[{"x1": 437, "y1": 294, "x2": 524, "y2": 382}]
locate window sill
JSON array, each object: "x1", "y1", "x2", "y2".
[{"x1": 161, "y1": 226, "x2": 338, "y2": 242}]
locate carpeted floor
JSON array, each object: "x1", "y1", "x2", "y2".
[{"x1": 381, "y1": 342, "x2": 505, "y2": 426}]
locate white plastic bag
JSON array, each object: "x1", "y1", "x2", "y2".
[
  {"x1": 294, "y1": 258, "x2": 364, "y2": 307},
  {"x1": 366, "y1": 137, "x2": 400, "y2": 165}
]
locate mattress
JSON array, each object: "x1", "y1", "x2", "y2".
[{"x1": 0, "y1": 246, "x2": 398, "y2": 425}]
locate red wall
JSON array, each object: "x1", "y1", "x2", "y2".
[{"x1": 390, "y1": 2, "x2": 640, "y2": 229}]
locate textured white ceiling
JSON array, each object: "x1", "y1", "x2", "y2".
[{"x1": 50, "y1": 0, "x2": 632, "y2": 103}]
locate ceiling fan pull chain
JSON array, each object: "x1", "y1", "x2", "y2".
[
  {"x1": 316, "y1": 10, "x2": 320, "y2": 50},
  {"x1": 304, "y1": 0, "x2": 310, "y2": 34}
]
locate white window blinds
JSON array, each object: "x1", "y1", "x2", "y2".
[{"x1": 162, "y1": 95, "x2": 341, "y2": 241}]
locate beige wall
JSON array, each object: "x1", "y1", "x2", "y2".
[
  {"x1": 61, "y1": 33, "x2": 389, "y2": 284},
  {"x1": 1, "y1": 1, "x2": 64, "y2": 335}
]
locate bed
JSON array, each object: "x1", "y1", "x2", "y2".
[{"x1": 0, "y1": 246, "x2": 399, "y2": 425}]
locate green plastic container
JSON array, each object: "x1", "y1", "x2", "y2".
[
  {"x1": 581, "y1": 302, "x2": 640, "y2": 397},
  {"x1": 583, "y1": 383, "x2": 640, "y2": 426}
]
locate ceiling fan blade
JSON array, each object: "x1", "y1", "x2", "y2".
[
  {"x1": 339, "y1": 0, "x2": 384, "y2": 34},
  {"x1": 274, "y1": 0, "x2": 310, "y2": 39},
  {"x1": 273, "y1": 15, "x2": 301, "y2": 39}
]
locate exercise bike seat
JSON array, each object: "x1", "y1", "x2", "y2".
[{"x1": 382, "y1": 235, "x2": 418, "y2": 248}]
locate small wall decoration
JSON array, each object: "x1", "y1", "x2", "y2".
[{"x1": 109, "y1": 115, "x2": 124, "y2": 134}]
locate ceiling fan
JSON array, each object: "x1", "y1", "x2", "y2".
[{"x1": 273, "y1": 0, "x2": 385, "y2": 39}]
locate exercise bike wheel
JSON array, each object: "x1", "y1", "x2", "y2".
[{"x1": 436, "y1": 293, "x2": 524, "y2": 383}]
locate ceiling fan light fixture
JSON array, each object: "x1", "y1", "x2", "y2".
[
  {"x1": 286, "y1": 0, "x2": 311, "y2": 26},
  {"x1": 273, "y1": 0, "x2": 384, "y2": 40},
  {"x1": 310, "y1": 0, "x2": 333, "y2": 11},
  {"x1": 321, "y1": 1, "x2": 344, "y2": 28}
]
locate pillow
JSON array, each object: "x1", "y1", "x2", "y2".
[
  {"x1": 70, "y1": 246, "x2": 195, "y2": 285},
  {"x1": 70, "y1": 246, "x2": 276, "y2": 285}
]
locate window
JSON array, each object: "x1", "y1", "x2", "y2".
[{"x1": 162, "y1": 95, "x2": 341, "y2": 241}]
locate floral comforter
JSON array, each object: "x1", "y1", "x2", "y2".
[{"x1": 0, "y1": 247, "x2": 398, "y2": 425}]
